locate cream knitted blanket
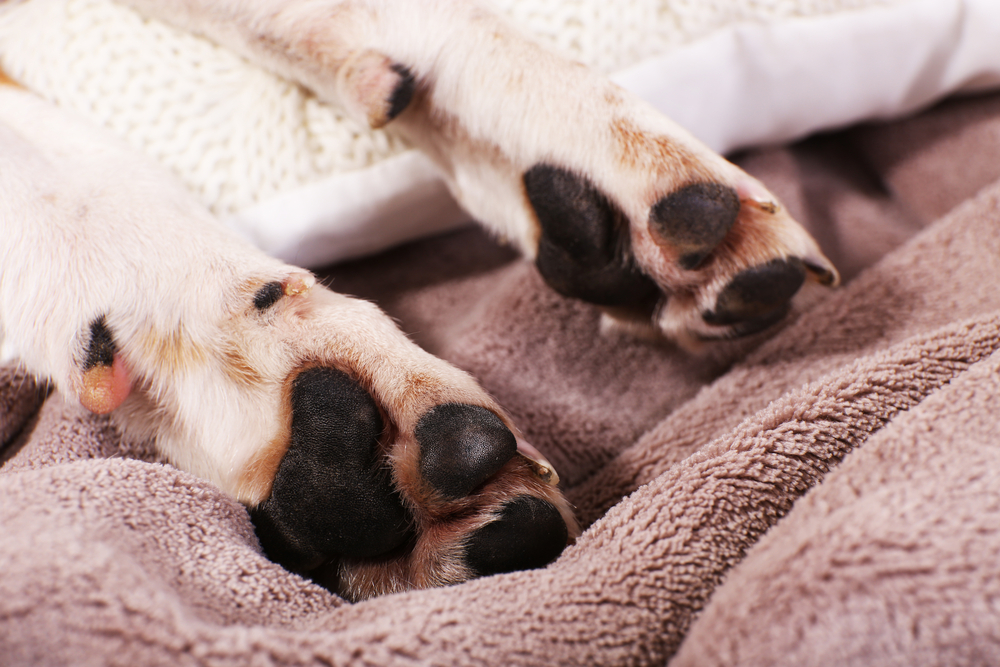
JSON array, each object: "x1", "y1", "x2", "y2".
[
  {"x1": 14, "y1": 0, "x2": 991, "y2": 266},
  {"x1": 0, "y1": 0, "x2": 890, "y2": 215}
]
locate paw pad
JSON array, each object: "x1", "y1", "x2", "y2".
[
  {"x1": 416, "y1": 403, "x2": 517, "y2": 499},
  {"x1": 703, "y1": 258, "x2": 806, "y2": 329},
  {"x1": 524, "y1": 163, "x2": 658, "y2": 307},
  {"x1": 253, "y1": 281, "x2": 284, "y2": 311},
  {"x1": 464, "y1": 496, "x2": 569, "y2": 577},
  {"x1": 251, "y1": 368, "x2": 412, "y2": 570},
  {"x1": 336, "y1": 50, "x2": 416, "y2": 128},
  {"x1": 649, "y1": 182, "x2": 740, "y2": 270},
  {"x1": 79, "y1": 316, "x2": 132, "y2": 414}
]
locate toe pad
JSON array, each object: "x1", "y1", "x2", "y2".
[
  {"x1": 649, "y1": 182, "x2": 740, "y2": 270},
  {"x1": 417, "y1": 404, "x2": 518, "y2": 499},
  {"x1": 703, "y1": 258, "x2": 806, "y2": 328},
  {"x1": 464, "y1": 496, "x2": 569, "y2": 577}
]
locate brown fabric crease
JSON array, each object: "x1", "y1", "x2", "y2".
[{"x1": 5, "y1": 93, "x2": 1000, "y2": 665}]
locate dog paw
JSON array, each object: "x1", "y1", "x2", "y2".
[
  {"x1": 93, "y1": 274, "x2": 575, "y2": 602},
  {"x1": 520, "y1": 159, "x2": 838, "y2": 347},
  {"x1": 250, "y1": 365, "x2": 573, "y2": 600},
  {"x1": 3, "y1": 78, "x2": 572, "y2": 603},
  {"x1": 359, "y1": 16, "x2": 839, "y2": 347}
]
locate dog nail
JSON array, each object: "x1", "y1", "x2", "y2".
[
  {"x1": 79, "y1": 317, "x2": 131, "y2": 414},
  {"x1": 649, "y1": 182, "x2": 740, "y2": 270},
  {"x1": 702, "y1": 258, "x2": 806, "y2": 326},
  {"x1": 803, "y1": 257, "x2": 841, "y2": 287},
  {"x1": 283, "y1": 272, "x2": 315, "y2": 297},
  {"x1": 744, "y1": 197, "x2": 779, "y2": 214},
  {"x1": 416, "y1": 404, "x2": 517, "y2": 499},
  {"x1": 464, "y1": 496, "x2": 569, "y2": 577},
  {"x1": 735, "y1": 176, "x2": 779, "y2": 208},
  {"x1": 515, "y1": 437, "x2": 559, "y2": 486}
]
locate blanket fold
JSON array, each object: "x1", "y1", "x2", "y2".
[
  {"x1": 5, "y1": 88, "x2": 1000, "y2": 664},
  {"x1": 674, "y1": 343, "x2": 1000, "y2": 666}
]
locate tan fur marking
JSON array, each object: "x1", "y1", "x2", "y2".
[
  {"x1": 139, "y1": 325, "x2": 206, "y2": 375},
  {"x1": 603, "y1": 87, "x2": 624, "y2": 108},
  {"x1": 236, "y1": 372, "x2": 295, "y2": 504},
  {"x1": 713, "y1": 206, "x2": 798, "y2": 273},
  {"x1": 393, "y1": 369, "x2": 451, "y2": 407},
  {"x1": 221, "y1": 344, "x2": 265, "y2": 387},
  {"x1": 611, "y1": 117, "x2": 706, "y2": 180},
  {"x1": 237, "y1": 430, "x2": 291, "y2": 505},
  {"x1": 0, "y1": 68, "x2": 19, "y2": 87}
]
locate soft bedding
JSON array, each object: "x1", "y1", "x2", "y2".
[
  {"x1": 4, "y1": 1, "x2": 1000, "y2": 665},
  {"x1": 3, "y1": 0, "x2": 999, "y2": 265}
]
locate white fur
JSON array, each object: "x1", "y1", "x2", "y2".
[
  {"x1": 0, "y1": 0, "x2": 836, "y2": 502},
  {"x1": 0, "y1": 85, "x2": 490, "y2": 504},
  {"x1": 114, "y1": 0, "x2": 835, "y2": 338}
]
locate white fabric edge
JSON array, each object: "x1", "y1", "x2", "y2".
[
  {"x1": 229, "y1": 0, "x2": 1000, "y2": 267},
  {"x1": 614, "y1": 0, "x2": 1000, "y2": 154},
  {"x1": 225, "y1": 150, "x2": 471, "y2": 267}
]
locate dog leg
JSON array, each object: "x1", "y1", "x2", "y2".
[
  {"x1": 120, "y1": 0, "x2": 839, "y2": 346},
  {"x1": 0, "y1": 84, "x2": 575, "y2": 601}
]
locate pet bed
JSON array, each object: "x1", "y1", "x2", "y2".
[{"x1": 3, "y1": 0, "x2": 1000, "y2": 664}]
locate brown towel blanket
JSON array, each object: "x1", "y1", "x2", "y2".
[{"x1": 4, "y1": 92, "x2": 1000, "y2": 666}]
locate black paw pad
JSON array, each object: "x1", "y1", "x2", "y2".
[
  {"x1": 649, "y1": 183, "x2": 740, "y2": 270},
  {"x1": 386, "y1": 63, "x2": 415, "y2": 122},
  {"x1": 84, "y1": 316, "x2": 116, "y2": 370},
  {"x1": 251, "y1": 368, "x2": 412, "y2": 571},
  {"x1": 416, "y1": 404, "x2": 517, "y2": 499},
  {"x1": 464, "y1": 496, "x2": 569, "y2": 577},
  {"x1": 702, "y1": 258, "x2": 806, "y2": 328},
  {"x1": 524, "y1": 164, "x2": 659, "y2": 308},
  {"x1": 253, "y1": 281, "x2": 284, "y2": 311}
]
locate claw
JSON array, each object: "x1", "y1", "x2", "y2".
[
  {"x1": 803, "y1": 257, "x2": 840, "y2": 287},
  {"x1": 283, "y1": 271, "x2": 315, "y2": 297},
  {"x1": 79, "y1": 317, "x2": 132, "y2": 414},
  {"x1": 515, "y1": 437, "x2": 560, "y2": 486},
  {"x1": 80, "y1": 353, "x2": 131, "y2": 414}
]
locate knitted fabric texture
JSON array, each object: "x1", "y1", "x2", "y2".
[{"x1": 0, "y1": 0, "x2": 895, "y2": 217}]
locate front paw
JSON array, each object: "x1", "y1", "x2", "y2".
[
  {"x1": 367, "y1": 18, "x2": 838, "y2": 346},
  {"x1": 523, "y1": 159, "x2": 838, "y2": 347},
  {"x1": 87, "y1": 275, "x2": 574, "y2": 602},
  {"x1": 250, "y1": 365, "x2": 573, "y2": 600}
]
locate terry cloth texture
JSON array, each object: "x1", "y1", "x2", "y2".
[{"x1": 4, "y1": 88, "x2": 1000, "y2": 664}]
